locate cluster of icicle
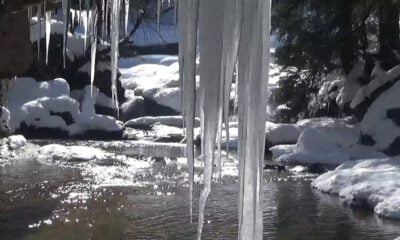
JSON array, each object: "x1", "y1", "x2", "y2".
[
  {"x1": 179, "y1": 0, "x2": 271, "y2": 239},
  {"x1": 28, "y1": 0, "x2": 170, "y2": 113}
]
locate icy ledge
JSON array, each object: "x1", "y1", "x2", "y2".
[{"x1": 312, "y1": 157, "x2": 400, "y2": 220}]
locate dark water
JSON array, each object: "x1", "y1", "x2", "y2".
[{"x1": 0, "y1": 149, "x2": 399, "y2": 240}]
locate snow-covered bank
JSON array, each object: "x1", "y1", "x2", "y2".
[
  {"x1": 312, "y1": 158, "x2": 400, "y2": 220},
  {"x1": 4, "y1": 77, "x2": 122, "y2": 137}
]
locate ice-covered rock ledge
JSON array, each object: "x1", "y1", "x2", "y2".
[{"x1": 312, "y1": 157, "x2": 400, "y2": 220}]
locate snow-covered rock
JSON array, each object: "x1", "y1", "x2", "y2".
[
  {"x1": 38, "y1": 144, "x2": 109, "y2": 162},
  {"x1": 351, "y1": 63, "x2": 400, "y2": 109},
  {"x1": 8, "y1": 135, "x2": 27, "y2": 150},
  {"x1": 5, "y1": 77, "x2": 123, "y2": 137},
  {"x1": 272, "y1": 125, "x2": 385, "y2": 165},
  {"x1": 312, "y1": 158, "x2": 400, "y2": 220},
  {"x1": 0, "y1": 106, "x2": 10, "y2": 134},
  {"x1": 361, "y1": 80, "x2": 400, "y2": 155}
]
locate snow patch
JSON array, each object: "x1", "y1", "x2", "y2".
[
  {"x1": 312, "y1": 158, "x2": 400, "y2": 220},
  {"x1": 8, "y1": 135, "x2": 27, "y2": 150}
]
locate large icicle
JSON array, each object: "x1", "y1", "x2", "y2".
[
  {"x1": 237, "y1": 0, "x2": 271, "y2": 239},
  {"x1": 45, "y1": 3, "x2": 52, "y2": 65},
  {"x1": 110, "y1": 0, "x2": 121, "y2": 114},
  {"x1": 197, "y1": 0, "x2": 225, "y2": 239},
  {"x1": 157, "y1": 0, "x2": 161, "y2": 33},
  {"x1": 37, "y1": 4, "x2": 42, "y2": 61},
  {"x1": 90, "y1": 7, "x2": 98, "y2": 97},
  {"x1": 124, "y1": 0, "x2": 129, "y2": 36},
  {"x1": 179, "y1": 0, "x2": 199, "y2": 223},
  {"x1": 221, "y1": 0, "x2": 244, "y2": 156},
  {"x1": 62, "y1": 0, "x2": 70, "y2": 68},
  {"x1": 83, "y1": 0, "x2": 90, "y2": 56}
]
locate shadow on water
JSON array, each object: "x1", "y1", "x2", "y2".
[{"x1": 0, "y1": 143, "x2": 399, "y2": 240}]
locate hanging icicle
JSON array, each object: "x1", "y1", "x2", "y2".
[
  {"x1": 124, "y1": 0, "x2": 129, "y2": 37},
  {"x1": 45, "y1": 3, "x2": 52, "y2": 65},
  {"x1": 196, "y1": 0, "x2": 225, "y2": 239},
  {"x1": 110, "y1": 0, "x2": 121, "y2": 114},
  {"x1": 220, "y1": 0, "x2": 244, "y2": 162},
  {"x1": 90, "y1": 7, "x2": 98, "y2": 97},
  {"x1": 237, "y1": 0, "x2": 271, "y2": 239},
  {"x1": 62, "y1": 0, "x2": 70, "y2": 68},
  {"x1": 28, "y1": 6, "x2": 33, "y2": 25},
  {"x1": 157, "y1": 0, "x2": 161, "y2": 33},
  {"x1": 179, "y1": 0, "x2": 199, "y2": 224},
  {"x1": 37, "y1": 4, "x2": 42, "y2": 61},
  {"x1": 83, "y1": 0, "x2": 90, "y2": 56}
]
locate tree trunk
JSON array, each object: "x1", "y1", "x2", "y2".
[
  {"x1": 379, "y1": 0, "x2": 400, "y2": 56},
  {"x1": 0, "y1": 9, "x2": 33, "y2": 79},
  {"x1": 338, "y1": 1, "x2": 357, "y2": 74}
]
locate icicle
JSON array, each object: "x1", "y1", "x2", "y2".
[
  {"x1": 37, "y1": 4, "x2": 42, "y2": 61},
  {"x1": 197, "y1": 0, "x2": 225, "y2": 239},
  {"x1": 174, "y1": 0, "x2": 178, "y2": 29},
  {"x1": 237, "y1": 0, "x2": 271, "y2": 239},
  {"x1": 45, "y1": 4, "x2": 52, "y2": 65},
  {"x1": 220, "y1": 0, "x2": 244, "y2": 163},
  {"x1": 179, "y1": 0, "x2": 199, "y2": 224},
  {"x1": 62, "y1": 0, "x2": 70, "y2": 68},
  {"x1": 157, "y1": 0, "x2": 161, "y2": 33},
  {"x1": 110, "y1": 0, "x2": 121, "y2": 114},
  {"x1": 90, "y1": 7, "x2": 98, "y2": 97},
  {"x1": 105, "y1": 0, "x2": 110, "y2": 41},
  {"x1": 78, "y1": 0, "x2": 82, "y2": 25},
  {"x1": 28, "y1": 6, "x2": 32, "y2": 25},
  {"x1": 124, "y1": 0, "x2": 129, "y2": 36},
  {"x1": 83, "y1": 0, "x2": 90, "y2": 56}
]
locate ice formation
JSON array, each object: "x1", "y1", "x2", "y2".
[
  {"x1": 178, "y1": 0, "x2": 271, "y2": 239},
  {"x1": 110, "y1": 0, "x2": 121, "y2": 114},
  {"x1": 62, "y1": 0, "x2": 70, "y2": 68},
  {"x1": 45, "y1": 5, "x2": 51, "y2": 65},
  {"x1": 124, "y1": 0, "x2": 129, "y2": 36},
  {"x1": 179, "y1": 0, "x2": 199, "y2": 223},
  {"x1": 37, "y1": 4, "x2": 42, "y2": 60},
  {"x1": 90, "y1": 7, "x2": 98, "y2": 97}
]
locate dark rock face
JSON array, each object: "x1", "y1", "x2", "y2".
[
  {"x1": 49, "y1": 111, "x2": 74, "y2": 125},
  {"x1": 120, "y1": 98, "x2": 146, "y2": 122},
  {"x1": 143, "y1": 98, "x2": 180, "y2": 116},
  {"x1": 17, "y1": 122, "x2": 123, "y2": 140},
  {"x1": 360, "y1": 134, "x2": 376, "y2": 146},
  {"x1": 386, "y1": 108, "x2": 400, "y2": 126},
  {"x1": 384, "y1": 137, "x2": 400, "y2": 156},
  {"x1": 0, "y1": 10, "x2": 33, "y2": 79}
]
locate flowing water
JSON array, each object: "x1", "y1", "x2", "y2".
[{"x1": 0, "y1": 141, "x2": 399, "y2": 240}]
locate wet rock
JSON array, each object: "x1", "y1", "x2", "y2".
[{"x1": 120, "y1": 97, "x2": 146, "y2": 122}]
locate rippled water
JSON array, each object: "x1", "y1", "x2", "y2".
[{"x1": 0, "y1": 142, "x2": 399, "y2": 240}]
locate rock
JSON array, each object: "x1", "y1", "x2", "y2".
[
  {"x1": 7, "y1": 135, "x2": 27, "y2": 150},
  {"x1": 120, "y1": 97, "x2": 146, "y2": 122},
  {"x1": 38, "y1": 144, "x2": 109, "y2": 162},
  {"x1": 0, "y1": 106, "x2": 10, "y2": 136}
]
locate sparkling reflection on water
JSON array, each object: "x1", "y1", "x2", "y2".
[{"x1": 0, "y1": 143, "x2": 399, "y2": 240}]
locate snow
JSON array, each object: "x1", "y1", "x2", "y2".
[
  {"x1": 39, "y1": 144, "x2": 108, "y2": 162},
  {"x1": 118, "y1": 55, "x2": 193, "y2": 112},
  {"x1": 361, "y1": 80, "x2": 400, "y2": 151},
  {"x1": 5, "y1": 77, "x2": 122, "y2": 136},
  {"x1": 351, "y1": 63, "x2": 400, "y2": 109},
  {"x1": 7, "y1": 135, "x2": 27, "y2": 150},
  {"x1": 265, "y1": 122, "x2": 302, "y2": 144},
  {"x1": 272, "y1": 126, "x2": 385, "y2": 165},
  {"x1": 312, "y1": 157, "x2": 400, "y2": 220}
]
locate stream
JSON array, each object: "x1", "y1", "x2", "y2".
[{"x1": 0, "y1": 140, "x2": 399, "y2": 240}]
